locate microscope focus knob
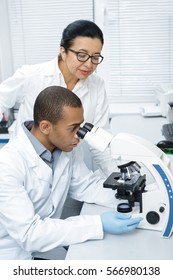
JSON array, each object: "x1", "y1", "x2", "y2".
[
  {"x1": 146, "y1": 211, "x2": 160, "y2": 225},
  {"x1": 159, "y1": 206, "x2": 165, "y2": 213}
]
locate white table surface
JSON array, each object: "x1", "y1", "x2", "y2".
[
  {"x1": 110, "y1": 114, "x2": 167, "y2": 144},
  {"x1": 66, "y1": 203, "x2": 173, "y2": 260}
]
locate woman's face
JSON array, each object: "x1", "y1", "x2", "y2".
[{"x1": 60, "y1": 36, "x2": 103, "y2": 80}]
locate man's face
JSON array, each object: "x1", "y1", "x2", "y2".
[{"x1": 46, "y1": 106, "x2": 84, "y2": 152}]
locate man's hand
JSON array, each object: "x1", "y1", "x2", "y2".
[{"x1": 101, "y1": 211, "x2": 143, "y2": 234}]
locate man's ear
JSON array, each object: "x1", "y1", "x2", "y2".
[{"x1": 39, "y1": 120, "x2": 51, "y2": 135}]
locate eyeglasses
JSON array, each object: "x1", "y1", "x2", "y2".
[{"x1": 67, "y1": 48, "x2": 104, "y2": 65}]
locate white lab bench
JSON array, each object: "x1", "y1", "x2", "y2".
[
  {"x1": 66, "y1": 114, "x2": 173, "y2": 260},
  {"x1": 66, "y1": 203, "x2": 173, "y2": 260},
  {"x1": 109, "y1": 114, "x2": 167, "y2": 144}
]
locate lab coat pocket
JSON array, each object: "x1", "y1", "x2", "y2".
[
  {"x1": 29, "y1": 176, "x2": 53, "y2": 217},
  {"x1": 27, "y1": 163, "x2": 53, "y2": 201},
  {"x1": 30, "y1": 177, "x2": 52, "y2": 200}
]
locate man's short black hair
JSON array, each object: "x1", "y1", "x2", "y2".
[{"x1": 33, "y1": 86, "x2": 82, "y2": 127}]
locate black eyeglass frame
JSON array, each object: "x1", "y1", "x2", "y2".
[{"x1": 67, "y1": 48, "x2": 104, "y2": 65}]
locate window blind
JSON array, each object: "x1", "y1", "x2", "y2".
[
  {"x1": 7, "y1": 0, "x2": 94, "y2": 72},
  {"x1": 95, "y1": 0, "x2": 173, "y2": 103}
]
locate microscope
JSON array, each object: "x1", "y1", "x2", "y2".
[{"x1": 77, "y1": 123, "x2": 173, "y2": 238}]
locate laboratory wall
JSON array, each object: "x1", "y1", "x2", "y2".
[
  {"x1": 0, "y1": 0, "x2": 173, "y2": 104},
  {"x1": 0, "y1": 0, "x2": 13, "y2": 82}
]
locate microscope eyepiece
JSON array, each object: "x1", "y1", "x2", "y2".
[
  {"x1": 83, "y1": 123, "x2": 94, "y2": 131},
  {"x1": 77, "y1": 123, "x2": 94, "y2": 139},
  {"x1": 77, "y1": 127, "x2": 88, "y2": 139}
]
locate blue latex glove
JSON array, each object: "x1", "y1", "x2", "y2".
[{"x1": 101, "y1": 211, "x2": 143, "y2": 234}]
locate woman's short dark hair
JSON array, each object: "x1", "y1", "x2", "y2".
[
  {"x1": 60, "y1": 19, "x2": 104, "y2": 49},
  {"x1": 33, "y1": 86, "x2": 82, "y2": 127}
]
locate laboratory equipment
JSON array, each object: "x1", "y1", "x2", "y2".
[
  {"x1": 162, "y1": 123, "x2": 173, "y2": 141},
  {"x1": 77, "y1": 123, "x2": 173, "y2": 238}
]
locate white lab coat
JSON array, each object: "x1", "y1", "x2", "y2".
[
  {"x1": 0, "y1": 57, "x2": 109, "y2": 131},
  {"x1": 0, "y1": 126, "x2": 116, "y2": 260},
  {"x1": 0, "y1": 58, "x2": 116, "y2": 175}
]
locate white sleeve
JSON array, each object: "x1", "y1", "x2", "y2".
[
  {"x1": 0, "y1": 65, "x2": 32, "y2": 116},
  {"x1": 88, "y1": 77, "x2": 118, "y2": 176},
  {"x1": 0, "y1": 148, "x2": 104, "y2": 253},
  {"x1": 90, "y1": 145, "x2": 119, "y2": 177},
  {"x1": 69, "y1": 149, "x2": 117, "y2": 209}
]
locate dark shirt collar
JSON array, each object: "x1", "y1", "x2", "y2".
[{"x1": 23, "y1": 121, "x2": 57, "y2": 169}]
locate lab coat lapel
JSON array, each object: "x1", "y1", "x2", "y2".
[
  {"x1": 18, "y1": 129, "x2": 53, "y2": 183},
  {"x1": 43, "y1": 57, "x2": 61, "y2": 85},
  {"x1": 43, "y1": 58, "x2": 57, "y2": 76},
  {"x1": 31, "y1": 156, "x2": 52, "y2": 182},
  {"x1": 73, "y1": 79, "x2": 88, "y2": 99},
  {"x1": 51, "y1": 151, "x2": 71, "y2": 191}
]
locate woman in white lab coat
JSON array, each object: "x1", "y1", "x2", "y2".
[
  {"x1": 0, "y1": 20, "x2": 116, "y2": 218},
  {"x1": 0, "y1": 20, "x2": 115, "y2": 174},
  {"x1": 0, "y1": 86, "x2": 142, "y2": 259}
]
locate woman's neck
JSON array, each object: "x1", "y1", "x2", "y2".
[{"x1": 59, "y1": 60, "x2": 79, "y2": 91}]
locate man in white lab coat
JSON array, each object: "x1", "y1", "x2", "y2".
[{"x1": 0, "y1": 86, "x2": 142, "y2": 260}]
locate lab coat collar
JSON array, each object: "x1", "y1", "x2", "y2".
[
  {"x1": 42, "y1": 57, "x2": 66, "y2": 87},
  {"x1": 43, "y1": 57, "x2": 90, "y2": 99},
  {"x1": 16, "y1": 126, "x2": 52, "y2": 180},
  {"x1": 43, "y1": 57, "x2": 58, "y2": 76},
  {"x1": 15, "y1": 124, "x2": 71, "y2": 183}
]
